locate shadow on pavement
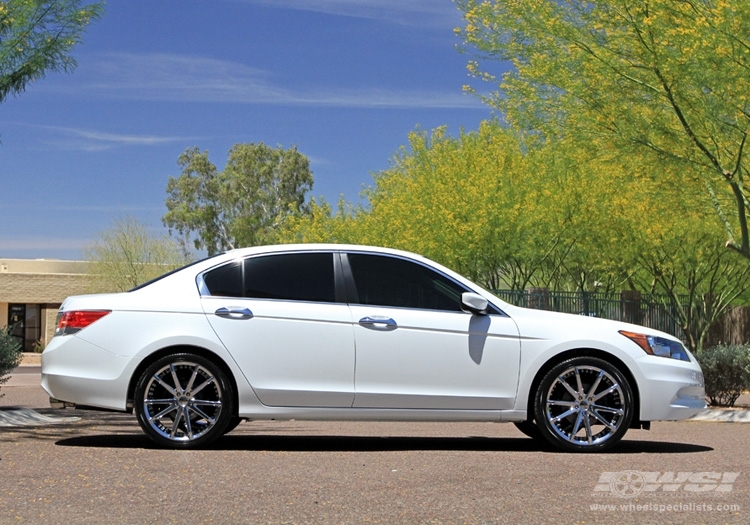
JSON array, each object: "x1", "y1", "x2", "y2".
[{"x1": 54, "y1": 433, "x2": 713, "y2": 454}]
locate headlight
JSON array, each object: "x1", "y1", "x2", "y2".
[{"x1": 619, "y1": 330, "x2": 690, "y2": 362}]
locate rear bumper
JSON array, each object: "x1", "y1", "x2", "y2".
[{"x1": 41, "y1": 335, "x2": 133, "y2": 412}]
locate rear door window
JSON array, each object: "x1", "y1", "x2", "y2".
[
  {"x1": 244, "y1": 252, "x2": 336, "y2": 303},
  {"x1": 201, "y1": 253, "x2": 336, "y2": 302}
]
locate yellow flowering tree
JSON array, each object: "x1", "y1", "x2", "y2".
[
  {"x1": 280, "y1": 119, "x2": 750, "y2": 350},
  {"x1": 0, "y1": 0, "x2": 103, "y2": 103},
  {"x1": 282, "y1": 122, "x2": 615, "y2": 291},
  {"x1": 456, "y1": 0, "x2": 750, "y2": 260}
]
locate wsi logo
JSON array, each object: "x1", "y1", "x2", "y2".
[{"x1": 593, "y1": 471, "x2": 740, "y2": 498}]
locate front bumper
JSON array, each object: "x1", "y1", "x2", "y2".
[{"x1": 635, "y1": 355, "x2": 706, "y2": 421}]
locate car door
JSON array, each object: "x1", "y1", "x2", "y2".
[
  {"x1": 345, "y1": 252, "x2": 521, "y2": 410},
  {"x1": 200, "y1": 251, "x2": 355, "y2": 408}
]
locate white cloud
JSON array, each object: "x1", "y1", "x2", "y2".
[
  {"x1": 35, "y1": 124, "x2": 193, "y2": 151},
  {"x1": 50, "y1": 52, "x2": 480, "y2": 109},
  {"x1": 243, "y1": 0, "x2": 462, "y2": 27}
]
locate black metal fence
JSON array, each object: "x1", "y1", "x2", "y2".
[{"x1": 493, "y1": 289, "x2": 686, "y2": 340}]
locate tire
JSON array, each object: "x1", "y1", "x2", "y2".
[
  {"x1": 134, "y1": 353, "x2": 235, "y2": 448},
  {"x1": 533, "y1": 356, "x2": 634, "y2": 453},
  {"x1": 223, "y1": 416, "x2": 244, "y2": 435},
  {"x1": 513, "y1": 420, "x2": 544, "y2": 441}
]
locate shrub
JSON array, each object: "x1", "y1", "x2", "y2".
[
  {"x1": 0, "y1": 326, "x2": 23, "y2": 397},
  {"x1": 697, "y1": 344, "x2": 750, "y2": 407}
]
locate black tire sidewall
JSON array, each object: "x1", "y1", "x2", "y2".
[
  {"x1": 134, "y1": 353, "x2": 235, "y2": 449},
  {"x1": 534, "y1": 356, "x2": 634, "y2": 453}
]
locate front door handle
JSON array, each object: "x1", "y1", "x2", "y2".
[
  {"x1": 358, "y1": 316, "x2": 397, "y2": 330},
  {"x1": 215, "y1": 307, "x2": 254, "y2": 319}
]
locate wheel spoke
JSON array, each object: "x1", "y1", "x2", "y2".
[
  {"x1": 185, "y1": 365, "x2": 200, "y2": 393},
  {"x1": 149, "y1": 403, "x2": 178, "y2": 423},
  {"x1": 183, "y1": 407, "x2": 193, "y2": 439},
  {"x1": 550, "y1": 407, "x2": 578, "y2": 423},
  {"x1": 592, "y1": 383, "x2": 619, "y2": 401},
  {"x1": 574, "y1": 367, "x2": 584, "y2": 397},
  {"x1": 547, "y1": 399, "x2": 577, "y2": 407},
  {"x1": 170, "y1": 406, "x2": 184, "y2": 439},
  {"x1": 583, "y1": 411, "x2": 594, "y2": 444},
  {"x1": 169, "y1": 364, "x2": 184, "y2": 393},
  {"x1": 192, "y1": 399, "x2": 222, "y2": 407},
  {"x1": 145, "y1": 398, "x2": 176, "y2": 405},
  {"x1": 591, "y1": 403, "x2": 624, "y2": 415},
  {"x1": 570, "y1": 410, "x2": 585, "y2": 441},
  {"x1": 154, "y1": 375, "x2": 178, "y2": 397},
  {"x1": 190, "y1": 404, "x2": 217, "y2": 424},
  {"x1": 586, "y1": 371, "x2": 604, "y2": 399},
  {"x1": 589, "y1": 408, "x2": 617, "y2": 430},
  {"x1": 190, "y1": 376, "x2": 216, "y2": 397},
  {"x1": 557, "y1": 376, "x2": 579, "y2": 398}
]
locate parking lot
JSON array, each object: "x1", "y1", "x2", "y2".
[{"x1": 1, "y1": 374, "x2": 748, "y2": 524}]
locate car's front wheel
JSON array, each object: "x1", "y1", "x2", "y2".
[
  {"x1": 134, "y1": 353, "x2": 235, "y2": 448},
  {"x1": 533, "y1": 356, "x2": 634, "y2": 452},
  {"x1": 513, "y1": 420, "x2": 543, "y2": 441}
]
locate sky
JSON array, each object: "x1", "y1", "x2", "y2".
[{"x1": 0, "y1": 0, "x2": 501, "y2": 260}]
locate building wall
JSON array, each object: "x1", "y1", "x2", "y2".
[{"x1": 0, "y1": 259, "x2": 93, "y2": 351}]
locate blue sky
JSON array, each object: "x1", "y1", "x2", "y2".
[{"x1": 0, "y1": 0, "x2": 498, "y2": 260}]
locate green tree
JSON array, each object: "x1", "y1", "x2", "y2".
[
  {"x1": 164, "y1": 143, "x2": 314, "y2": 255},
  {"x1": 456, "y1": 0, "x2": 750, "y2": 259},
  {"x1": 281, "y1": 122, "x2": 580, "y2": 290},
  {"x1": 281, "y1": 119, "x2": 750, "y2": 350},
  {"x1": 85, "y1": 216, "x2": 192, "y2": 293},
  {"x1": 0, "y1": 325, "x2": 22, "y2": 398},
  {"x1": 0, "y1": 0, "x2": 103, "y2": 103}
]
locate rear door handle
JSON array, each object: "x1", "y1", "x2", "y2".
[{"x1": 215, "y1": 307, "x2": 254, "y2": 319}]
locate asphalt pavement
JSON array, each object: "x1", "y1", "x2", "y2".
[{"x1": 1, "y1": 367, "x2": 749, "y2": 524}]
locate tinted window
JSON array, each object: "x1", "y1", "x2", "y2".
[
  {"x1": 244, "y1": 253, "x2": 335, "y2": 302},
  {"x1": 202, "y1": 260, "x2": 243, "y2": 297},
  {"x1": 347, "y1": 254, "x2": 466, "y2": 311}
]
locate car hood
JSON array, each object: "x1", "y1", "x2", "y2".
[{"x1": 503, "y1": 303, "x2": 683, "y2": 343}]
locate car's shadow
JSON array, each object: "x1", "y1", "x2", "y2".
[{"x1": 55, "y1": 433, "x2": 712, "y2": 454}]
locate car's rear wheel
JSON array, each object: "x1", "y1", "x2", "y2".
[
  {"x1": 134, "y1": 353, "x2": 235, "y2": 448},
  {"x1": 224, "y1": 416, "x2": 244, "y2": 435},
  {"x1": 533, "y1": 356, "x2": 634, "y2": 452}
]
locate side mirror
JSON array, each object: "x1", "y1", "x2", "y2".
[{"x1": 461, "y1": 292, "x2": 489, "y2": 316}]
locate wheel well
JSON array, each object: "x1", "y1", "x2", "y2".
[
  {"x1": 525, "y1": 348, "x2": 642, "y2": 429},
  {"x1": 126, "y1": 345, "x2": 239, "y2": 416}
]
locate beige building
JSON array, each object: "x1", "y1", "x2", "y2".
[{"x1": 0, "y1": 259, "x2": 92, "y2": 352}]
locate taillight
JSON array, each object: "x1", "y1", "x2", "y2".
[{"x1": 55, "y1": 310, "x2": 111, "y2": 336}]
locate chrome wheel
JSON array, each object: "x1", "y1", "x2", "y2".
[
  {"x1": 135, "y1": 354, "x2": 234, "y2": 448},
  {"x1": 534, "y1": 357, "x2": 633, "y2": 452}
]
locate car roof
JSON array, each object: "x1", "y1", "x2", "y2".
[{"x1": 223, "y1": 243, "x2": 430, "y2": 261}]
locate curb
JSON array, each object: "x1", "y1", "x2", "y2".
[
  {"x1": 0, "y1": 407, "x2": 747, "y2": 428},
  {"x1": 0, "y1": 408, "x2": 80, "y2": 427},
  {"x1": 689, "y1": 409, "x2": 750, "y2": 423},
  {"x1": 19, "y1": 353, "x2": 42, "y2": 366}
]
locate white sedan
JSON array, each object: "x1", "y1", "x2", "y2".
[{"x1": 41, "y1": 244, "x2": 705, "y2": 452}]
